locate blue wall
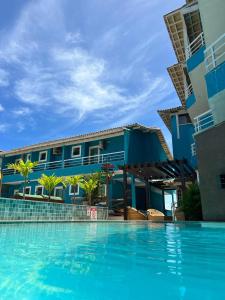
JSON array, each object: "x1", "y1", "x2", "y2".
[
  {"x1": 205, "y1": 60, "x2": 225, "y2": 99},
  {"x1": 171, "y1": 115, "x2": 196, "y2": 168},
  {"x1": 187, "y1": 46, "x2": 205, "y2": 72},
  {"x1": 127, "y1": 130, "x2": 168, "y2": 164},
  {"x1": 186, "y1": 93, "x2": 196, "y2": 109}
]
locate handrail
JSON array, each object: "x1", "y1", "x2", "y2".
[
  {"x1": 186, "y1": 32, "x2": 205, "y2": 59},
  {"x1": 204, "y1": 33, "x2": 225, "y2": 72},
  {"x1": 185, "y1": 83, "x2": 193, "y2": 98},
  {"x1": 2, "y1": 151, "x2": 125, "y2": 175},
  {"x1": 194, "y1": 110, "x2": 214, "y2": 133}
]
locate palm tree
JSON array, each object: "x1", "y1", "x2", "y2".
[
  {"x1": 65, "y1": 175, "x2": 82, "y2": 204},
  {"x1": 38, "y1": 174, "x2": 62, "y2": 201},
  {"x1": 80, "y1": 175, "x2": 99, "y2": 206},
  {"x1": 7, "y1": 159, "x2": 38, "y2": 200}
]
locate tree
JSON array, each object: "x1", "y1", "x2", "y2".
[
  {"x1": 80, "y1": 175, "x2": 99, "y2": 205},
  {"x1": 7, "y1": 159, "x2": 38, "y2": 200},
  {"x1": 64, "y1": 175, "x2": 82, "y2": 204},
  {"x1": 38, "y1": 174, "x2": 62, "y2": 201},
  {"x1": 182, "y1": 183, "x2": 202, "y2": 220}
]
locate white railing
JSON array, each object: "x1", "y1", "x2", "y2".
[
  {"x1": 191, "y1": 143, "x2": 196, "y2": 156},
  {"x1": 186, "y1": 32, "x2": 205, "y2": 59},
  {"x1": 185, "y1": 83, "x2": 193, "y2": 98},
  {"x1": 204, "y1": 33, "x2": 225, "y2": 72},
  {"x1": 194, "y1": 110, "x2": 214, "y2": 133},
  {"x1": 2, "y1": 151, "x2": 125, "y2": 176}
]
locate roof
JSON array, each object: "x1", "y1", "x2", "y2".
[
  {"x1": 1, "y1": 123, "x2": 172, "y2": 160},
  {"x1": 167, "y1": 63, "x2": 186, "y2": 106},
  {"x1": 158, "y1": 106, "x2": 187, "y2": 131}
]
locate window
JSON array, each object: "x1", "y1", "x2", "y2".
[
  {"x1": 39, "y1": 151, "x2": 47, "y2": 162},
  {"x1": 178, "y1": 114, "x2": 192, "y2": 125},
  {"x1": 69, "y1": 184, "x2": 79, "y2": 195},
  {"x1": 54, "y1": 186, "x2": 64, "y2": 198},
  {"x1": 23, "y1": 186, "x2": 31, "y2": 195},
  {"x1": 26, "y1": 154, "x2": 31, "y2": 161},
  {"x1": 35, "y1": 185, "x2": 44, "y2": 196},
  {"x1": 71, "y1": 146, "x2": 81, "y2": 158},
  {"x1": 15, "y1": 158, "x2": 21, "y2": 164},
  {"x1": 220, "y1": 174, "x2": 225, "y2": 189}
]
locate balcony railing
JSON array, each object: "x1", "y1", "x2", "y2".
[
  {"x1": 194, "y1": 110, "x2": 214, "y2": 134},
  {"x1": 204, "y1": 33, "x2": 225, "y2": 72},
  {"x1": 2, "y1": 151, "x2": 125, "y2": 176},
  {"x1": 185, "y1": 83, "x2": 193, "y2": 99},
  {"x1": 186, "y1": 32, "x2": 205, "y2": 59}
]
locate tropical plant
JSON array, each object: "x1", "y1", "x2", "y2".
[
  {"x1": 80, "y1": 174, "x2": 99, "y2": 205},
  {"x1": 38, "y1": 174, "x2": 62, "y2": 201},
  {"x1": 7, "y1": 159, "x2": 38, "y2": 200},
  {"x1": 182, "y1": 183, "x2": 202, "y2": 220},
  {"x1": 64, "y1": 175, "x2": 83, "y2": 204}
]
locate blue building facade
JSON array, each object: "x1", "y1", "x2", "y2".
[{"x1": 0, "y1": 124, "x2": 171, "y2": 212}]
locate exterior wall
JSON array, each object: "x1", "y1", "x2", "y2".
[
  {"x1": 0, "y1": 198, "x2": 108, "y2": 221},
  {"x1": 150, "y1": 186, "x2": 165, "y2": 213},
  {"x1": 198, "y1": 0, "x2": 225, "y2": 47},
  {"x1": 195, "y1": 121, "x2": 225, "y2": 221},
  {"x1": 126, "y1": 130, "x2": 168, "y2": 164},
  {"x1": 171, "y1": 115, "x2": 196, "y2": 168},
  {"x1": 187, "y1": 56, "x2": 209, "y2": 121},
  {"x1": 205, "y1": 61, "x2": 225, "y2": 125}
]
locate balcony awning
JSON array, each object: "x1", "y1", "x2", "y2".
[{"x1": 119, "y1": 159, "x2": 196, "y2": 183}]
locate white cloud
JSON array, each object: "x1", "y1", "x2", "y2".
[
  {"x1": 0, "y1": 104, "x2": 4, "y2": 112},
  {"x1": 0, "y1": 0, "x2": 173, "y2": 129},
  {"x1": 0, "y1": 124, "x2": 8, "y2": 133},
  {"x1": 0, "y1": 69, "x2": 9, "y2": 87},
  {"x1": 13, "y1": 107, "x2": 31, "y2": 116}
]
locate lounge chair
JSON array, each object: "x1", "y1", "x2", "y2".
[
  {"x1": 127, "y1": 206, "x2": 147, "y2": 220},
  {"x1": 147, "y1": 209, "x2": 165, "y2": 221}
]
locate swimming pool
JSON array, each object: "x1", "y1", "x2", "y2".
[{"x1": 0, "y1": 222, "x2": 225, "y2": 299}]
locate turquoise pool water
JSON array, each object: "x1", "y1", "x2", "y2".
[{"x1": 0, "y1": 222, "x2": 225, "y2": 300}]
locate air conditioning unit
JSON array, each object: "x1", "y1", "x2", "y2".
[
  {"x1": 99, "y1": 140, "x2": 107, "y2": 150},
  {"x1": 53, "y1": 147, "x2": 62, "y2": 155}
]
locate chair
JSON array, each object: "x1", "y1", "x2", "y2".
[
  {"x1": 147, "y1": 209, "x2": 165, "y2": 221},
  {"x1": 127, "y1": 206, "x2": 147, "y2": 220}
]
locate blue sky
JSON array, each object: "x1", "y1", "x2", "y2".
[{"x1": 0, "y1": 0, "x2": 184, "y2": 151}]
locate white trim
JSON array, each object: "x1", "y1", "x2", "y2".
[
  {"x1": 69, "y1": 184, "x2": 79, "y2": 196},
  {"x1": 39, "y1": 151, "x2": 47, "y2": 162},
  {"x1": 15, "y1": 158, "x2": 21, "y2": 163},
  {"x1": 54, "y1": 186, "x2": 63, "y2": 197},
  {"x1": 23, "y1": 186, "x2": 31, "y2": 195},
  {"x1": 71, "y1": 145, "x2": 81, "y2": 158},
  {"x1": 89, "y1": 146, "x2": 100, "y2": 164},
  {"x1": 26, "y1": 153, "x2": 31, "y2": 161},
  {"x1": 14, "y1": 189, "x2": 19, "y2": 195},
  {"x1": 175, "y1": 114, "x2": 180, "y2": 139},
  {"x1": 35, "y1": 185, "x2": 44, "y2": 195}
]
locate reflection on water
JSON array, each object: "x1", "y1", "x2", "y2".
[{"x1": 0, "y1": 222, "x2": 225, "y2": 300}]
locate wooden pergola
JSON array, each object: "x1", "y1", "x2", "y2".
[{"x1": 119, "y1": 159, "x2": 196, "y2": 219}]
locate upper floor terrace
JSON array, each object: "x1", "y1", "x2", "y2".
[{"x1": 0, "y1": 124, "x2": 171, "y2": 183}]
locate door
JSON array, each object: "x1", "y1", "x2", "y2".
[{"x1": 89, "y1": 146, "x2": 100, "y2": 164}]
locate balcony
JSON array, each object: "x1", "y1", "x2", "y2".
[
  {"x1": 186, "y1": 32, "x2": 205, "y2": 59},
  {"x1": 194, "y1": 110, "x2": 214, "y2": 134},
  {"x1": 205, "y1": 33, "x2": 225, "y2": 72},
  {"x1": 2, "y1": 151, "x2": 125, "y2": 176}
]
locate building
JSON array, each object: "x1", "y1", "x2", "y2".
[
  {"x1": 0, "y1": 123, "x2": 173, "y2": 214},
  {"x1": 159, "y1": 0, "x2": 225, "y2": 220}
]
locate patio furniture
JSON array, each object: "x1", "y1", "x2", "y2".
[
  {"x1": 127, "y1": 206, "x2": 147, "y2": 220},
  {"x1": 147, "y1": 209, "x2": 165, "y2": 221}
]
